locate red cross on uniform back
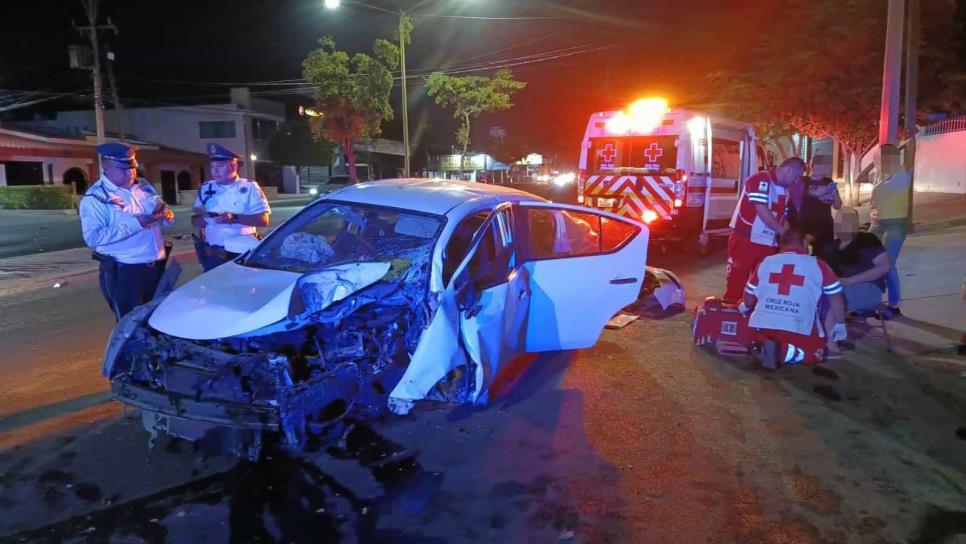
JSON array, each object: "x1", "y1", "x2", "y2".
[
  {"x1": 768, "y1": 264, "x2": 806, "y2": 295},
  {"x1": 599, "y1": 143, "x2": 617, "y2": 162},
  {"x1": 644, "y1": 142, "x2": 663, "y2": 162}
]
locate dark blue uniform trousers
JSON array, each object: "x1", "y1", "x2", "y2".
[{"x1": 98, "y1": 260, "x2": 164, "y2": 321}]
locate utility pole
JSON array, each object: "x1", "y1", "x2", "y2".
[
  {"x1": 878, "y1": 0, "x2": 905, "y2": 146},
  {"x1": 904, "y1": 0, "x2": 919, "y2": 229},
  {"x1": 399, "y1": 11, "x2": 411, "y2": 177},
  {"x1": 105, "y1": 46, "x2": 125, "y2": 140},
  {"x1": 74, "y1": 0, "x2": 117, "y2": 146}
]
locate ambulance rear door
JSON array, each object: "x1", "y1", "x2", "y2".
[{"x1": 705, "y1": 127, "x2": 746, "y2": 230}]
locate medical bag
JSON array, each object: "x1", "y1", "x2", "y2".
[{"x1": 691, "y1": 297, "x2": 751, "y2": 357}]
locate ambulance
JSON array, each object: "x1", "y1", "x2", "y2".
[{"x1": 577, "y1": 98, "x2": 766, "y2": 253}]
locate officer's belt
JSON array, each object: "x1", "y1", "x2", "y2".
[
  {"x1": 93, "y1": 253, "x2": 166, "y2": 268},
  {"x1": 192, "y1": 234, "x2": 235, "y2": 258}
]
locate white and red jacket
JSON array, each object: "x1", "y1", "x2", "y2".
[
  {"x1": 745, "y1": 248, "x2": 842, "y2": 336},
  {"x1": 730, "y1": 170, "x2": 788, "y2": 247}
]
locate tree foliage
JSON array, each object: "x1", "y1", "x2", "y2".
[
  {"x1": 267, "y1": 119, "x2": 334, "y2": 168},
  {"x1": 425, "y1": 69, "x2": 526, "y2": 174},
  {"x1": 710, "y1": 0, "x2": 964, "y2": 166},
  {"x1": 302, "y1": 35, "x2": 399, "y2": 182},
  {"x1": 483, "y1": 132, "x2": 528, "y2": 165}
]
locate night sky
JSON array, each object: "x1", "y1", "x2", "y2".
[{"x1": 1, "y1": 0, "x2": 777, "y2": 167}]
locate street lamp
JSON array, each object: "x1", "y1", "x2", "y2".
[{"x1": 323, "y1": 0, "x2": 411, "y2": 178}]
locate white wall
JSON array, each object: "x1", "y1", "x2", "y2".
[
  {"x1": 3, "y1": 155, "x2": 90, "y2": 184},
  {"x1": 27, "y1": 102, "x2": 283, "y2": 181},
  {"x1": 51, "y1": 158, "x2": 92, "y2": 184},
  {"x1": 914, "y1": 131, "x2": 966, "y2": 194},
  {"x1": 282, "y1": 166, "x2": 299, "y2": 194}
]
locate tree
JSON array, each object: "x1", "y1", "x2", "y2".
[
  {"x1": 709, "y1": 0, "x2": 964, "y2": 194},
  {"x1": 267, "y1": 119, "x2": 334, "y2": 181},
  {"x1": 425, "y1": 69, "x2": 526, "y2": 176},
  {"x1": 302, "y1": 34, "x2": 401, "y2": 183},
  {"x1": 483, "y1": 131, "x2": 528, "y2": 165}
]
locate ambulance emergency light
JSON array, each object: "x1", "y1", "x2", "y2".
[{"x1": 605, "y1": 98, "x2": 669, "y2": 135}]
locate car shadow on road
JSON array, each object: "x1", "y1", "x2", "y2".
[{"x1": 1, "y1": 349, "x2": 627, "y2": 542}]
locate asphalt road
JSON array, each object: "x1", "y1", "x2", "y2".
[
  {"x1": 0, "y1": 234, "x2": 965, "y2": 542},
  {"x1": 0, "y1": 200, "x2": 313, "y2": 260}
]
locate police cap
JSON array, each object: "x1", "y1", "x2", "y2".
[
  {"x1": 207, "y1": 143, "x2": 243, "y2": 162},
  {"x1": 96, "y1": 142, "x2": 138, "y2": 168}
]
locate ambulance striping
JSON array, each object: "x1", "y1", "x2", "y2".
[
  {"x1": 586, "y1": 175, "x2": 673, "y2": 218},
  {"x1": 642, "y1": 176, "x2": 674, "y2": 202}
]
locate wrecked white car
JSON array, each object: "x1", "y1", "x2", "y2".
[{"x1": 102, "y1": 179, "x2": 649, "y2": 457}]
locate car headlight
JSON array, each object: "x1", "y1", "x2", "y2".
[
  {"x1": 102, "y1": 301, "x2": 158, "y2": 378},
  {"x1": 309, "y1": 187, "x2": 319, "y2": 195}
]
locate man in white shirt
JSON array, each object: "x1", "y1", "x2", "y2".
[
  {"x1": 869, "y1": 144, "x2": 910, "y2": 316},
  {"x1": 191, "y1": 143, "x2": 271, "y2": 271},
  {"x1": 80, "y1": 142, "x2": 175, "y2": 320}
]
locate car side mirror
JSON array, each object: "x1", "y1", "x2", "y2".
[{"x1": 223, "y1": 234, "x2": 260, "y2": 255}]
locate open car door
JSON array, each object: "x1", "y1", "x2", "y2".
[
  {"x1": 388, "y1": 203, "x2": 529, "y2": 410},
  {"x1": 450, "y1": 204, "x2": 529, "y2": 402},
  {"x1": 519, "y1": 202, "x2": 648, "y2": 352}
]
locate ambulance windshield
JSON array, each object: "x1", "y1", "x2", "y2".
[{"x1": 590, "y1": 136, "x2": 677, "y2": 174}]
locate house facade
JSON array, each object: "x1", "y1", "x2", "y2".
[
  {"x1": 0, "y1": 126, "x2": 209, "y2": 204},
  {"x1": 15, "y1": 88, "x2": 286, "y2": 190}
]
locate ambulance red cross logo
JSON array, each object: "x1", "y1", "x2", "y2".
[
  {"x1": 644, "y1": 142, "x2": 663, "y2": 163},
  {"x1": 768, "y1": 264, "x2": 805, "y2": 295},
  {"x1": 599, "y1": 143, "x2": 617, "y2": 163}
]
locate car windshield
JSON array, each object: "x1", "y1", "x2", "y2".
[{"x1": 243, "y1": 201, "x2": 444, "y2": 273}]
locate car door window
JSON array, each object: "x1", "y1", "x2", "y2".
[
  {"x1": 600, "y1": 216, "x2": 639, "y2": 252},
  {"x1": 528, "y1": 208, "x2": 602, "y2": 259},
  {"x1": 443, "y1": 211, "x2": 490, "y2": 286},
  {"x1": 465, "y1": 208, "x2": 515, "y2": 288}
]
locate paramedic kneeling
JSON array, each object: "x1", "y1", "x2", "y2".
[
  {"x1": 724, "y1": 157, "x2": 805, "y2": 302},
  {"x1": 743, "y1": 228, "x2": 846, "y2": 367}
]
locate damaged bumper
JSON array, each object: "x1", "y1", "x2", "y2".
[{"x1": 112, "y1": 380, "x2": 281, "y2": 431}]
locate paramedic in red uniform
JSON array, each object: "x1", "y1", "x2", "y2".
[
  {"x1": 743, "y1": 228, "x2": 847, "y2": 367},
  {"x1": 723, "y1": 157, "x2": 806, "y2": 303}
]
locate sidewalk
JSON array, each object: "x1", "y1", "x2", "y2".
[
  {"x1": 0, "y1": 192, "x2": 313, "y2": 217},
  {"x1": 0, "y1": 237, "x2": 198, "y2": 298},
  {"x1": 909, "y1": 192, "x2": 966, "y2": 232}
]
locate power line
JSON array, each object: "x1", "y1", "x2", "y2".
[
  {"x1": 118, "y1": 76, "x2": 305, "y2": 87},
  {"x1": 431, "y1": 31, "x2": 562, "y2": 66},
  {"x1": 0, "y1": 92, "x2": 80, "y2": 113},
  {"x1": 404, "y1": 42, "x2": 599, "y2": 76},
  {"x1": 414, "y1": 13, "x2": 565, "y2": 20}
]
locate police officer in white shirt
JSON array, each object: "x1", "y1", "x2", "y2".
[
  {"x1": 191, "y1": 143, "x2": 271, "y2": 271},
  {"x1": 80, "y1": 142, "x2": 175, "y2": 321}
]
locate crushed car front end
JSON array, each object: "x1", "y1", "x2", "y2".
[{"x1": 102, "y1": 199, "x2": 444, "y2": 459}]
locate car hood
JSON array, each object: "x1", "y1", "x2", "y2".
[
  {"x1": 149, "y1": 261, "x2": 302, "y2": 340},
  {"x1": 148, "y1": 261, "x2": 392, "y2": 340}
]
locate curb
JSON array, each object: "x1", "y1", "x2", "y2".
[
  {"x1": 0, "y1": 195, "x2": 312, "y2": 217},
  {"x1": 0, "y1": 248, "x2": 197, "y2": 299},
  {"x1": 913, "y1": 216, "x2": 966, "y2": 234},
  {"x1": 0, "y1": 209, "x2": 77, "y2": 216}
]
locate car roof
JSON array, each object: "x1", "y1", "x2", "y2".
[{"x1": 323, "y1": 178, "x2": 545, "y2": 215}]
